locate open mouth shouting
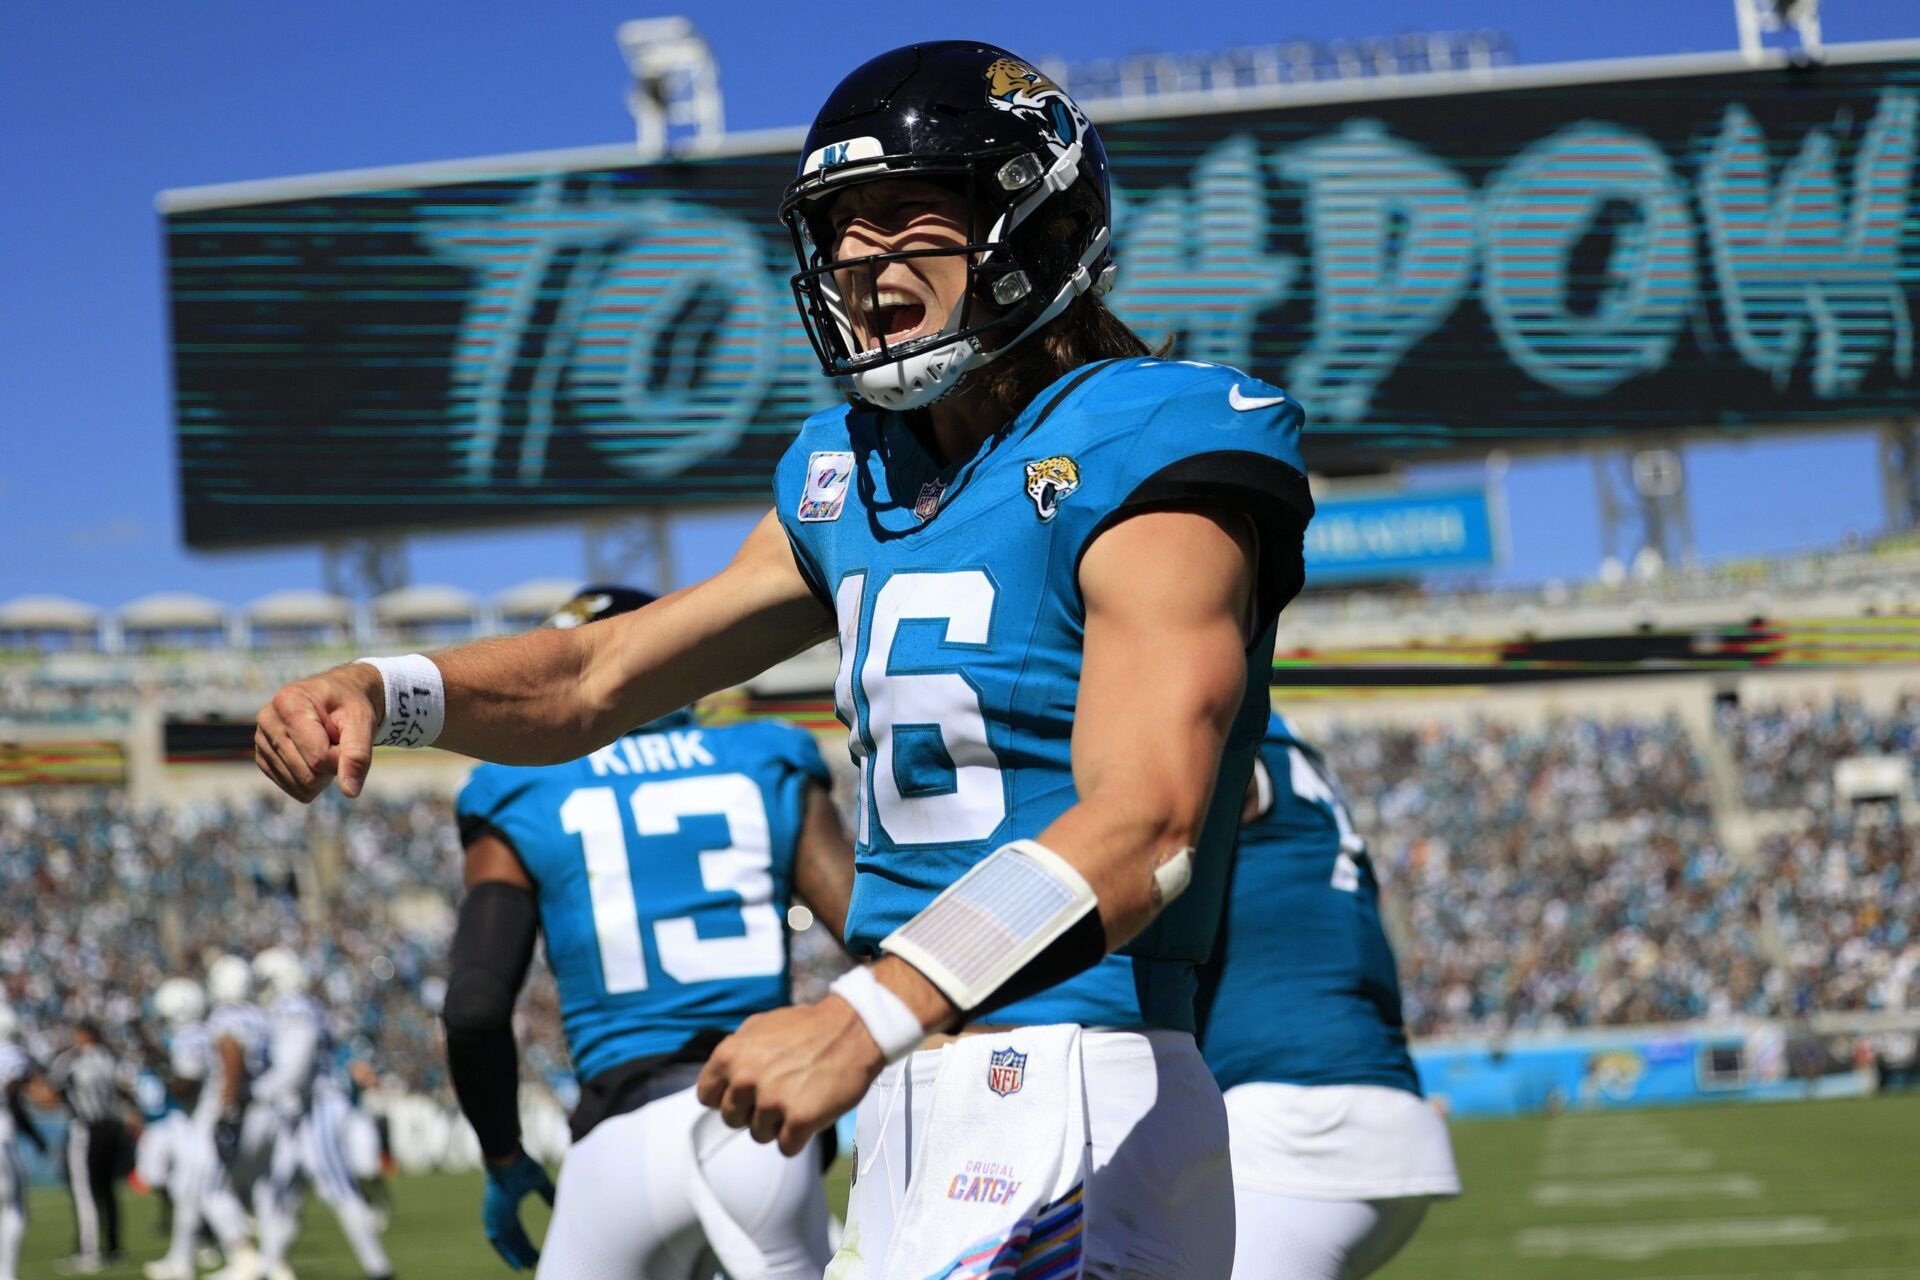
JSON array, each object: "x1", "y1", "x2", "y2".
[{"x1": 859, "y1": 284, "x2": 932, "y2": 351}]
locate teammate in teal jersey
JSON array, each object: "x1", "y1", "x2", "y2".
[
  {"x1": 441, "y1": 586, "x2": 854, "y2": 1277},
  {"x1": 257, "y1": 41, "x2": 1313, "y2": 1274},
  {"x1": 1200, "y1": 714, "x2": 1459, "y2": 1279}
]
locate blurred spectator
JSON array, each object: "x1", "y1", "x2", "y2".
[
  {"x1": 1717, "y1": 692, "x2": 1920, "y2": 811},
  {"x1": 3, "y1": 690, "x2": 1914, "y2": 1072}
]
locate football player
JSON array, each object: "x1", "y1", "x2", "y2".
[
  {"x1": 255, "y1": 40, "x2": 1312, "y2": 1275},
  {"x1": 145, "y1": 978, "x2": 256, "y2": 1280},
  {"x1": 0, "y1": 1004, "x2": 48, "y2": 1280},
  {"x1": 1199, "y1": 715, "x2": 1460, "y2": 1279},
  {"x1": 442, "y1": 585, "x2": 854, "y2": 1277},
  {"x1": 246, "y1": 947, "x2": 393, "y2": 1280}
]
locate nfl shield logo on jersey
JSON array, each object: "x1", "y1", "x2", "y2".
[
  {"x1": 913, "y1": 479, "x2": 945, "y2": 521},
  {"x1": 987, "y1": 1047, "x2": 1027, "y2": 1097}
]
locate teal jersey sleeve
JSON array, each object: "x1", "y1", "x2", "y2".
[
  {"x1": 754, "y1": 719, "x2": 832, "y2": 790},
  {"x1": 455, "y1": 763, "x2": 543, "y2": 852},
  {"x1": 773, "y1": 405, "x2": 859, "y2": 612},
  {"x1": 1046, "y1": 357, "x2": 1313, "y2": 638}
]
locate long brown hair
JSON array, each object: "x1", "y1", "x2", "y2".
[{"x1": 965, "y1": 288, "x2": 1161, "y2": 424}]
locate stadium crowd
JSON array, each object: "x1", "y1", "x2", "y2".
[
  {"x1": 0, "y1": 782, "x2": 851, "y2": 1097},
  {"x1": 0, "y1": 790, "x2": 514, "y2": 1094},
  {"x1": 1320, "y1": 701, "x2": 1920, "y2": 1037},
  {"x1": 1718, "y1": 691, "x2": 1920, "y2": 811},
  {"x1": 1, "y1": 691, "x2": 1915, "y2": 1091}
]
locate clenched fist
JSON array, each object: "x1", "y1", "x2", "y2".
[
  {"x1": 695, "y1": 996, "x2": 888, "y2": 1157},
  {"x1": 254, "y1": 664, "x2": 384, "y2": 802}
]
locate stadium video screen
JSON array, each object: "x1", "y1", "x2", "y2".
[{"x1": 166, "y1": 54, "x2": 1920, "y2": 547}]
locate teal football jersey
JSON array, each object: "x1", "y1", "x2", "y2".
[
  {"x1": 1198, "y1": 714, "x2": 1421, "y2": 1094},
  {"x1": 457, "y1": 712, "x2": 830, "y2": 1081},
  {"x1": 777, "y1": 356, "x2": 1312, "y2": 1030}
]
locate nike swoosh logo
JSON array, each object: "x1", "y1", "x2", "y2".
[{"x1": 1229, "y1": 385, "x2": 1287, "y2": 411}]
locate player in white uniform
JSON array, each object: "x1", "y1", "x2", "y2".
[
  {"x1": 208, "y1": 956, "x2": 275, "y2": 1199},
  {"x1": 245, "y1": 948, "x2": 392, "y2": 1280},
  {"x1": 146, "y1": 977, "x2": 258, "y2": 1280},
  {"x1": 0, "y1": 1006, "x2": 48, "y2": 1280}
]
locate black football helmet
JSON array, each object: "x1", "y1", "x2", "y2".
[
  {"x1": 541, "y1": 584, "x2": 657, "y2": 629},
  {"x1": 780, "y1": 41, "x2": 1116, "y2": 411}
]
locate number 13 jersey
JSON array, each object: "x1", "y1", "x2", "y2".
[
  {"x1": 457, "y1": 712, "x2": 830, "y2": 1081},
  {"x1": 777, "y1": 356, "x2": 1313, "y2": 1031}
]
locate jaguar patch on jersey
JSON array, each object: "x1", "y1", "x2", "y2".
[
  {"x1": 798, "y1": 451, "x2": 855, "y2": 522},
  {"x1": 1023, "y1": 456, "x2": 1079, "y2": 521}
]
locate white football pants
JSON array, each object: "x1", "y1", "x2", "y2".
[
  {"x1": 255, "y1": 1088, "x2": 391, "y2": 1278},
  {"x1": 839, "y1": 1028, "x2": 1236, "y2": 1279},
  {"x1": 536, "y1": 1086, "x2": 830, "y2": 1280}
]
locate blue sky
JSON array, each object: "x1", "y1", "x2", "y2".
[{"x1": 3, "y1": 1, "x2": 1914, "y2": 607}]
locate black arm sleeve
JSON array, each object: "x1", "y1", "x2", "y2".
[{"x1": 442, "y1": 880, "x2": 538, "y2": 1162}]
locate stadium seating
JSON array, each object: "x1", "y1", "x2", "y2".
[{"x1": 2, "y1": 680, "x2": 1915, "y2": 1093}]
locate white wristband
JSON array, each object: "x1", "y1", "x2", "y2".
[
  {"x1": 828, "y1": 966, "x2": 925, "y2": 1064},
  {"x1": 879, "y1": 838, "x2": 1097, "y2": 1013},
  {"x1": 353, "y1": 654, "x2": 446, "y2": 749}
]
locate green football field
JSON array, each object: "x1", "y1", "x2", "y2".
[{"x1": 21, "y1": 1094, "x2": 1919, "y2": 1278}]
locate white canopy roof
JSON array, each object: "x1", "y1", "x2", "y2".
[
  {"x1": 495, "y1": 578, "x2": 583, "y2": 618},
  {"x1": 373, "y1": 584, "x2": 479, "y2": 625},
  {"x1": 245, "y1": 589, "x2": 354, "y2": 627},
  {"x1": 0, "y1": 594, "x2": 100, "y2": 631},
  {"x1": 119, "y1": 592, "x2": 229, "y2": 630}
]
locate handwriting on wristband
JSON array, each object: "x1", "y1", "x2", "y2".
[{"x1": 375, "y1": 683, "x2": 436, "y2": 748}]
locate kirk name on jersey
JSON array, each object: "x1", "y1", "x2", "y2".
[{"x1": 457, "y1": 712, "x2": 831, "y2": 1081}]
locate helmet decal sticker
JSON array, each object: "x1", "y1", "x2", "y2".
[{"x1": 984, "y1": 58, "x2": 1082, "y2": 150}]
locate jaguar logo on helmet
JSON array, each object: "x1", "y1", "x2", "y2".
[
  {"x1": 1024, "y1": 455, "x2": 1081, "y2": 521},
  {"x1": 547, "y1": 593, "x2": 612, "y2": 629},
  {"x1": 984, "y1": 57, "x2": 1081, "y2": 149}
]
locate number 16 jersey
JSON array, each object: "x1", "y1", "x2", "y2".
[{"x1": 776, "y1": 356, "x2": 1313, "y2": 1031}]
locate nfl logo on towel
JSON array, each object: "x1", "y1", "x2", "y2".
[{"x1": 987, "y1": 1047, "x2": 1027, "y2": 1097}]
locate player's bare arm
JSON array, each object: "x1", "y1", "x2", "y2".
[
  {"x1": 215, "y1": 1037, "x2": 245, "y2": 1111},
  {"x1": 254, "y1": 510, "x2": 832, "y2": 802},
  {"x1": 791, "y1": 782, "x2": 857, "y2": 946},
  {"x1": 697, "y1": 504, "x2": 1256, "y2": 1155}
]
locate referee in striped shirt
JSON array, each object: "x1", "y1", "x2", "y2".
[{"x1": 49, "y1": 1021, "x2": 133, "y2": 1272}]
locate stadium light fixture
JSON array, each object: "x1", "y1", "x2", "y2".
[
  {"x1": 1734, "y1": 0, "x2": 1824, "y2": 65},
  {"x1": 617, "y1": 16, "x2": 724, "y2": 159}
]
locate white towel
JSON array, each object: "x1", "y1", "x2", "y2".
[
  {"x1": 881, "y1": 1025, "x2": 1089, "y2": 1280},
  {"x1": 688, "y1": 1106, "x2": 774, "y2": 1280}
]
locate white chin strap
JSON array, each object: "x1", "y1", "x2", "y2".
[{"x1": 851, "y1": 224, "x2": 1113, "y2": 413}]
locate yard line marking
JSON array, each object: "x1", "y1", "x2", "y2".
[
  {"x1": 1515, "y1": 1216, "x2": 1848, "y2": 1261},
  {"x1": 1530, "y1": 1173, "x2": 1764, "y2": 1206},
  {"x1": 1539, "y1": 1148, "x2": 1716, "y2": 1175}
]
